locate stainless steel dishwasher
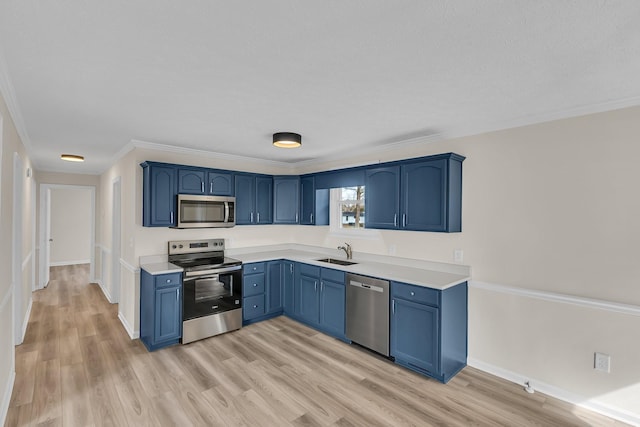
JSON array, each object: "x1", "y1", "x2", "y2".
[{"x1": 345, "y1": 273, "x2": 390, "y2": 356}]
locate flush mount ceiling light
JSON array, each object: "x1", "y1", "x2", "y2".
[
  {"x1": 273, "y1": 132, "x2": 302, "y2": 148},
  {"x1": 60, "y1": 154, "x2": 85, "y2": 162}
]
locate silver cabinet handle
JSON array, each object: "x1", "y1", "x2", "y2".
[
  {"x1": 253, "y1": 304, "x2": 258, "y2": 308},
  {"x1": 170, "y1": 211, "x2": 174, "y2": 224},
  {"x1": 392, "y1": 300, "x2": 395, "y2": 314},
  {"x1": 394, "y1": 214, "x2": 397, "y2": 227},
  {"x1": 166, "y1": 279, "x2": 171, "y2": 283},
  {"x1": 210, "y1": 182, "x2": 213, "y2": 193},
  {"x1": 201, "y1": 182, "x2": 204, "y2": 193},
  {"x1": 314, "y1": 281, "x2": 317, "y2": 291},
  {"x1": 310, "y1": 213, "x2": 314, "y2": 223},
  {"x1": 320, "y1": 281, "x2": 323, "y2": 292},
  {"x1": 176, "y1": 288, "x2": 180, "y2": 301},
  {"x1": 290, "y1": 264, "x2": 293, "y2": 274},
  {"x1": 257, "y1": 212, "x2": 260, "y2": 223},
  {"x1": 253, "y1": 283, "x2": 258, "y2": 287},
  {"x1": 295, "y1": 213, "x2": 298, "y2": 223},
  {"x1": 402, "y1": 214, "x2": 407, "y2": 228},
  {"x1": 250, "y1": 212, "x2": 254, "y2": 223},
  {"x1": 410, "y1": 291, "x2": 415, "y2": 296}
]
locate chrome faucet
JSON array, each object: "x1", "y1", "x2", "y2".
[{"x1": 337, "y1": 243, "x2": 353, "y2": 260}]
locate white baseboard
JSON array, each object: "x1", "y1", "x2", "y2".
[
  {"x1": 49, "y1": 259, "x2": 91, "y2": 267},
  {"x1": 0, "y1": 370, "x2": 16, "y2": 427},
  {"x1": 20, "y1": 297, "x2": 32, "y2": 344},
  {"x1": 94, "y1": 279, "x2": 113, "y2": 304},
  {"x1": 468, "y1": 358, "x2": 640, "y2": 426},
  {"x1": 118, "y1": 312, "x2": 139, "y2": 339}
]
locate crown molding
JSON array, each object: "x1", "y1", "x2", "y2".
[
  {"x1": 0, "y1": 45, "x2": 36, "y2": 165},
  {"x1": 129, "y1": 139, "x2": 297, "y2": 171}
]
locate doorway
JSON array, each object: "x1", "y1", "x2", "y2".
[
  {"x1": 111, "y1": 177, "x2": 121, "y2": 303},
  {"x1": 39, "y1": 184, "x2": 96, "y2": 290},
  {"x1": 12, "y1": 153, "x2": 24, "y2": 345}
]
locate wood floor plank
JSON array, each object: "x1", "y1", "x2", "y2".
[{"x1": 5, "y1": 264, "x2": 631, "y2": 427}]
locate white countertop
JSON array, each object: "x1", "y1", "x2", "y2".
[
  {"x1": 140, "y1": 261, "x2": 183, "y2": 275},
  {"x1": 231, "y1": 248, "x2": 470, "y2": 291},
  {"x1": 139, "y1": 244, "x2": 470, "y2": 290}
]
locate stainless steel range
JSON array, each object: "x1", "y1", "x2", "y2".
[{"x1": 168, "y1": 238, "x2": 242, "y2": 344}]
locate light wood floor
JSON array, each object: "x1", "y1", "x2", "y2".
[{"x1": 5, "y1": 265, "x2": 628, "y2": 427}]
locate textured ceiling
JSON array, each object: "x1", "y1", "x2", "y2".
[{"x1": 1, "y1": 1, "x2": 639, "y2": 174}]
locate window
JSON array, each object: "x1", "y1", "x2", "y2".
[{"x1": 332, "y1": 186, "x2": 365, "y2": 229}]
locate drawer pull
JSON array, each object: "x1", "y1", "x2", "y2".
[
  {"x1": 253, "y1": 304, "x2": 258, "y2": 308},
  {"x1": 410, "y1": 291, "x2": 415, "y2": 296},
  {"x1": 167, "y1": 279, "x2": 171, "y2": 283},
  {"x1": 253, "y1": 283, "x2": 258, "y2": 287}
]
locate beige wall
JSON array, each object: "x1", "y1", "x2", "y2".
[
  {"x1": 98, "y1": 106, "x2": 640, "y2": 421},
  {"x1": 49, "y1": 188, "x2": 92, "y2": 265},
  {"x1": 0, "y1": 91, "x2": 36, "y2": 422}
]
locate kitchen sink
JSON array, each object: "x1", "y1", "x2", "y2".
[{"x1": 316, "y1": 258, "x2": 358, "y2": 266}]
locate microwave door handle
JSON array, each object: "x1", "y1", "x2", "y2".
[{"x1": 224, "y1": 202, "x2": 230, "y2": 222}]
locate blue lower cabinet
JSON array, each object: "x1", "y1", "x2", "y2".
[
  {"x1": 242, "y1": 261, "x2": 284, "y2": 324},
  {"x1": 391, "y1": 298, "x2": 439, "y2": 374},
  {"x1": 319, "y1": 278, "x2": 345, "y2": 338},
  {"x1": 140, "y1": 270, "x2": 182, "y2": 351},
  {"x1": 390, "y1": 281, "x2": 467, "y2": 383},
  {"x1": 282, "y1": 261, "x2": 295, "y2": 315},
  {"x1": 243, "y1": 294, "x2": 265, "y2": 320},
  {"x1": 291, "y1": 264, "x2": 346, "y2": 339}
]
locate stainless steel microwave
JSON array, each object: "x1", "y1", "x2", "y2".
[{"x1": 175, "y1": 195, "x2": 235, "y2": 228}]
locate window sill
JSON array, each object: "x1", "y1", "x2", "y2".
[{"x1": 328, "y1": 227, "x2": 381, "y2": 240}]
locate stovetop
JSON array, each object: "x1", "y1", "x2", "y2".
[{"x1": 170, "y1": 256, "x2": 242, "y2": 271}]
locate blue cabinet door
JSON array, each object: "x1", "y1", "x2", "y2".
[
  {"x1": 255, "y1": 176, "x2": 273, "y2": 224},
  {"x1": 319, "y1": 279, "x2": 345, "y2": 338},
  {"x1": 208, "y1": 171, "x2": 234, "y2": 196},
  {"x1": 154, "y1": 285, "x2": 182, "y2": 344},
  {"x1": 283, "y1": 261, "x2": 295, "y2": 315},
  {"x1": 273, "y1": 177, "x2": 300, "y2": 224},
  {"x1": 234, "y1": 173, "x2": 255, "y2": 224},
  {"x1": 365, "y1": 166, "x2": 400, "y2": 229},
  {"x1": 143, "y1": 163, "x2": 177, "y2": 227},
  {"x1": 401, "y1": 160, "x2": 447, "y2": 232},
  {"x1": 299, "y1": 176, "x2": 315, "y2": 225},
  {"x1": 266, "y1": 261, "x2": 283, "y2": 314},
  {"x1": 391, "y1": 297, "x2": 440, "y2": 374},
  {"x1": 299, "y1": 275, "x2": 319, "y2": 325},
  {"x1": 178, "y1": 168, "x2": 206, "y2": 194}
]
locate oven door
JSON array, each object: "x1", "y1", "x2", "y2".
[{"x1": 182, "y1": 267, "x2": 242, "y2": 320}]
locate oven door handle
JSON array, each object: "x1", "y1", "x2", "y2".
[{"x1": 183, "y1": 265, "x2": 241, "y2": 278}]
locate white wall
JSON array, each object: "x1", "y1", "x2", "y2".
[
  {"x1": 99, "y1": 106, "x2": 640, "y2": 423},
  {"x1": 49, "y1": 187, "x2": 92, "y2": 265},
  {"x1": 0, "y1": 91, "x2": 35, "y2": 426}
]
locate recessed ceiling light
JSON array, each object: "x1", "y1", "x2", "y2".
[
  {"x1": 273, "y1": 132, "x2": 302, "y2": 148},
  {"x1": 60, "y1": 154, "x2": 85, "y2": 162}
]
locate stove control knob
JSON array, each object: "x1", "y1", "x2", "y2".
[
  {"x1": 171, "y1": 245, "x2": 177, "y2": 249},
  {"x1": 179, "y1": 244, "x2": 184, "y2": 249},
  {"x1": 213, "y1": 242, "x2": 218, "y2": 246}
]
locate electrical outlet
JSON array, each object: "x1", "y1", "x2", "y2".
[
  {"x1": 594, "y1": 352, "x2": 611, "y2": 373},
  {"x1": 454, "y1": 249, "x2": 463, "y2": 263}
]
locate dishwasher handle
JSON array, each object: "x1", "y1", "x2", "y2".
[{"x1": 349, "y1": 280, "x2": 385, "y2": 293}]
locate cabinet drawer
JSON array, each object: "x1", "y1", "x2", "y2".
[
  {"x1": 154, "y1": 273, "x2": 182, "y2": 289},
  {"x1": 392, "y1": 282, "x2": 439, "y2": 307},
  {"x1": 243, "y1": 294, "x2": 265, "y2": 319},
  {"x1": 322, "y1": 268, "x2": 344, "y2": 284},
  {"x1": 299, "y1": 263, "x2": 320, "y2": 277},
  {"x1": 244, "y1": 262, "x2": 265, "y2": 274},
  {"x1": 243, "y1": 273, "x2": 265, "y2": 296}
]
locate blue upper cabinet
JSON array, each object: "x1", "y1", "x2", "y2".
[
  {"x1": 273, "y1": 176, "x2": 300, "y2": 224},
  {"x1": 255, "y1": 176, "x2": 273, "y2": 224},
  {"x1": 365, "y1": 166, "x2": 401, "y2": 229},
  {"x1": 141, "y1": 162, "x2": 177, "y2": 227},
  {"x1": 300, "y1": 176, "x2": 329, "y2": 226},
  {"x1": 235, "y1": 173, "x2": 273, "y2": 225},
  {"x1": 178, "y1": 168, "x2": 207, "y2": 194},
  {"x1": 208, "y1": 171, "x2": 234, "y2": 196},
  {"x1": 364, "y1": 154, "x2": 464, "y2": 232}
]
